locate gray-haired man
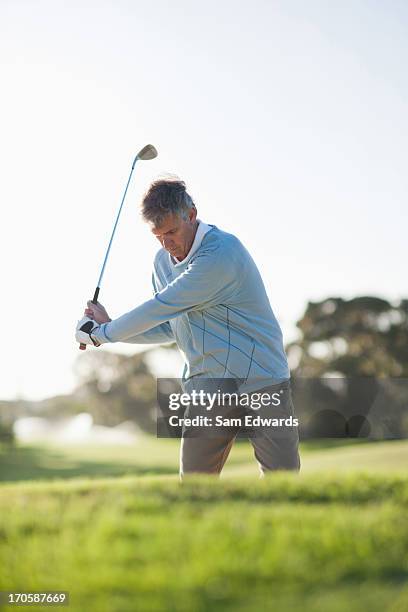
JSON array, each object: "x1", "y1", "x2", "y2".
[{"x1": 77, "y1": 179, "x2": 300, "y2": 476}]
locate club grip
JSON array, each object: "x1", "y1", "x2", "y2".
[{"x1": 78, "y1": 287, "x2": 100, "y2": 351}]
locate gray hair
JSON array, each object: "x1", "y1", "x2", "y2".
[{"x1": 141, "y1": 178, "x2": 195, "y2": 226}]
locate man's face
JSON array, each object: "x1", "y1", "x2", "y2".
[{"x1": 151, "y1": 208, "x2": 198, "y2": 261}]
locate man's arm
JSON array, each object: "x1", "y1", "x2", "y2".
[
  {"x1": 84, "y1": 273, "x2": 175, "y2": 345},
  {"x1": 93, "y1": 246, "x2": 235, "y2": 344},
  {"x1": 121, "y1": 322, "x2": 174, "y2": 344}
]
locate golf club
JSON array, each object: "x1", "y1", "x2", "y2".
[{"x1": 79, "y1": 144, "x2": 158, "y2": 350}]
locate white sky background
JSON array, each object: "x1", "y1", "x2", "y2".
[{"x1": 0, "y1": 0, "x2": 406, "y2": 400}]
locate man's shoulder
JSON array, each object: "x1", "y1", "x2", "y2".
[
  {"x1": 201, "y1": 225, "x2": 244, "y2": 254},
  {"x1": 200, "y1": 226, "x2": 250, "y2": 268}
]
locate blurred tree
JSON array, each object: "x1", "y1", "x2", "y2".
[
  {"x1": 288, "y1": 296, "x2": 408, "y2": 377},
  {"x1": 0, "y1": 421, "x2": 14, "y2": 446},
  {"x1": 287, "y1": 297, "x2": 408, "y2": 439},
  {"x1": 73, "y1": 351, "x2": 157, "y2": 433}
]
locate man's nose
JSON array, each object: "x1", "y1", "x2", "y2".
[{"x1": 163, "y1": 237, "x2": 173, "y2": 249}]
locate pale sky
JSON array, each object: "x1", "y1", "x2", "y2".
[{"x1": 1, "y1": 0, "x2": 407, "y2": 400}]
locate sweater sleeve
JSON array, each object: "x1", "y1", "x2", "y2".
[
  {"x1": 118, "y1": 271, "x2": 175, "y2": 345},
  {"x1": 94, "y1": 246, "x2": 235, "y2": 344},
  {"x1": 119, "y1": 322, "x2": 174, "y2": 344}
]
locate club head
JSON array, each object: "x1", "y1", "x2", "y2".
[{"x1": 136, "y1": 144, "x2": 158, "y2": 161}]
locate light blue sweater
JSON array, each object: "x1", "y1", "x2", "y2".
[{"x1": 95, "y1": 223, "x2": 289, "y2": 393}]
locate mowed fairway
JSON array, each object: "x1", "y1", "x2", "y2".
[{"x1": 0, "y1": 440, "x2": 407, "y2": 611}]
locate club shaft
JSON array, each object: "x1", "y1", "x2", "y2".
[
  {"x1": 96, "y1": 157, "x2": 138, "y2": 290},
  {"x1": 79, "y1": 159, "x2": 136, "y2": 351},
  {"x1": 79, "y1": 149, "x2": 153, "y2": 352}
]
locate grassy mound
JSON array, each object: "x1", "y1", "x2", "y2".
[{"x1": 1, "y1": 472, "x2": 407, "y2": 611}]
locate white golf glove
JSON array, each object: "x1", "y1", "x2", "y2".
[{"x1": 75, "y1": 316, "x2": 102, "y2": 347}]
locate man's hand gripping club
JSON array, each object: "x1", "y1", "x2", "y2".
[{"x1": 75, "y1": 301, "x2": 111, "y2": 347}]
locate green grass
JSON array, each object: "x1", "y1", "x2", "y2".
[
  {"x1": 1, "y1": 440, "x2": 407, "y2": 611},
  {"x1": 0, "y1": 474, "x2": 408, "y2": 611},
  {"x1": 1, "y1": 437, "x2": 408, "y2": 482}
]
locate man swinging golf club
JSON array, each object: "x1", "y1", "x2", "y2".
[{"x1": 76, "y1": 178, "x2": 300, "y2": 476}]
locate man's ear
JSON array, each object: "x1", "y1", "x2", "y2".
[{"x1": 189, "y1": 206, "x2": 197, "y2": 223}]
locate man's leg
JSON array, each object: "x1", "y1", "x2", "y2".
[
  {"x1": 180, "y1": 436, "x2": 236, "y2": 477},
  {"x1": 248, "y1": 382, "x2": 301, "y2": 475},
  {"x1": 179, "y1": 382, "x2": 243, "y2": 478},
  {"x1": 249, "y1": 430, "x2": 300, "y2": 474}
]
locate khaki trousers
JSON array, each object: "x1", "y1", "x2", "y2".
[{"x1": 180, "y1": 381, "x2": 301, "y2": 477}]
